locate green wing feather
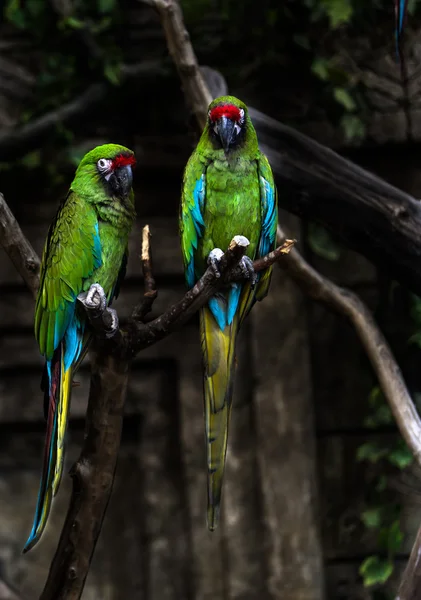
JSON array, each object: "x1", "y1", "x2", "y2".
[
  {"x1": 179, "y1": 153, "x2": 207, "y2": 288},
  {"x1": 35, "y1": 191, "x2": 102, "y2": 360},
  {"x1": 255, "y1": 152, "x2": 278, "y2": 302}
]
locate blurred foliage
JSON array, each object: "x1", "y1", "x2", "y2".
[{"x1": 357, "y1": 386, "x2": 412, "y2": 593}]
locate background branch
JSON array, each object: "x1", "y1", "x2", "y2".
[
  {"x1": 276, "y1": 225, "x2": 421, "y2": 466},
  {"x1": 0, "y1": 60, "x2": 164, "y2": 162},
  {"x1": 0, "y1": 192, "x2": 40, "y2": 298},
  {"x1": 149, "y1": 0, "x2": 212, "y2": 130}
]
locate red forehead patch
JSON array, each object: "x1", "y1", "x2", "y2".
[
  {"x1": 111, "y1": 154, "x2": 136, "y2": 170},
  {"x1": 209, "y1": 104, "x2": 242, "y2": 123}
]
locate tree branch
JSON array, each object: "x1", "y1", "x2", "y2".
[
  {"x1": 0, "y1": 192, "x2": 40, "y2": 298},
  {"x1": 0, "y1": 60, "x2": 164, "y2": 162},
  {"x1": 250, "y1": 110, "x2": 421, "y2": 298},
  {"x1": 124, "y1": 234, "x2": 295, "y2": 354},
  {"x1": 131, "y1": 224, "x2": 158, "y2": 321},
  {"x1": 40, "y1": 345, "x2": 129, "y2": 600},
  {"x1": 146, "y1": 0, "x2": 212, "y2": 130},
  {"x1": 276, "y1": 225, "x2": 421, "y2": 465}
]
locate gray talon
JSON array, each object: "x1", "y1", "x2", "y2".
[
  {"x1": 208, "y1": 248, "x2": 224, "y2": 278},
  {"x1": 84, "y1": 283, "x2": 107, "y2": 312},
  {"x1": 105, "y1": 308, "x2": 119, "y2": 338},
  {"x1": 240, "y1": 256, "x2": 257, "y2": 287}
]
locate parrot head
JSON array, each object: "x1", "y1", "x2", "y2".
[
  {"x1": 207, "y1": 96, "x2": 248, "y2": 154},
  {"x1": 74, "y1": 143, "x2": 136, "y2": 199}
]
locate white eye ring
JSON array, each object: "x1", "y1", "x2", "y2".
[{"x1": 97, "y1": 158, "x2": 110, "y2": 171}]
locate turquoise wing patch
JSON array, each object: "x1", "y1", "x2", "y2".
[
  {"x1": 258, "y1": 175, "x2": 277, "y2": 258},
  {"x1": 181, "y1": 174, "x2": 206, "y2": 288}
]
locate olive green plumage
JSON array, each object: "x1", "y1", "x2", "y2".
[
  {"x1": 180, "y1": 96, "x2": 278, "y2": 530},
  {"x1": 25, "y1": 143, "x2": 136, "y2": 552}
]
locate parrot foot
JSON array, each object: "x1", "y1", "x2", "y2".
[
  {"x1": 207, "y1": 248, "x2": 225, "y2": 278},
  {"x1": 104, "y1": 308, "x2": 119, "y2": 338},
  {"x1": 80, "y1": 283, "x2": 107, "y2": 314},
  {"x1": 239, "y1": 256, "x2": 257, "y2": 287},
  {"x1": 78, "y1": 284, "x2": 119, "y2": 338}
]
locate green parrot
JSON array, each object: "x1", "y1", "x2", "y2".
[
  {"x1": 179, "y1": 95, "x2": 278, "y2": 530},
  {"x1": 24, "y1": 143, "x2": 136, "y2": 553}
]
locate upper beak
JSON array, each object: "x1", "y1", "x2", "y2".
[
  {"x1": 111, "y1": 164, "x2": 133, "y2": 198},
  {"x1": 216, "y1": 116, "x2": 237, "y2": 153}
]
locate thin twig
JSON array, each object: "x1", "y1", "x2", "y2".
[
  {"x1": 132, "y1": 224, "x2": 158, "y2": 321},
  {"x1": 0, "y1": 192, "x2": 40, "y2": 298}
]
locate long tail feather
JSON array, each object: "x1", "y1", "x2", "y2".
[
  {"x1": 53, "y1": 357, "x2": 72, "y2": 496},
  {"x1": 23, "y1": 352, "x2": 61, "y2": 553},
  {"x1": 396, "y1": 0, "x2": 408, "y2": 59},
  {"x1": 200, "y1": 305, "x2": 238, "y2": 531}
]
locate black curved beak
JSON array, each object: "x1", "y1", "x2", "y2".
[
  {"x1": 216, "y1": 116, "x2": 237, "y2": 153},
  {"x1": 110, "y1": 164, "x2": 133, "y2": 198}
]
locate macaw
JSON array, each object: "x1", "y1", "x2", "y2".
[
  {"x1": 24, "y1": 143, "x2": 136, "y2": 552},
  {"x1": 396, "y1": 0, "x2": 408, "y2": 58},
  {"x1": 179, "y1": 95, "x2": 278, "y2": 530}
]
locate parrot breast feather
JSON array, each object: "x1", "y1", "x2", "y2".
[
  {"x1": 180, "y1": 155, "x2": 206, "y2": 288},
  {"x1": 35, "y1": 191, "x2": 102, "y2": 363}
]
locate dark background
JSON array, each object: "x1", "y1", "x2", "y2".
[{"x1": 1, "y1": 1, "x2": 421, "y2": 598}]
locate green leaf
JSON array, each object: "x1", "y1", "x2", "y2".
[
  {"x1": 307, "y1": 223, "x2": 342, "y2": 261},
  {"x1": 357, "y1": 442, "x2": 388, "y2": 464},
  {"x1": 359, "y1": 556, "x2": 394, "y2": 587},
  {"x1": 361, "y1": 507, "x2": 383, "y2": 529},
  {"x1": 20, "y1": 151, "x2": 41, "y2": 169},
  {"x1": 98, "y1": 0, "x2": 116, "y2": 13},
  {"x1": 26, "y1": 0, "x2": 44, "y2": 17},
  {"x1": 333, "y1": 87, "x2": 356, "y2": 112},
  {"x1": 311, "y1": 58, "x2": 330, "y2": 81},
  {"x1": 5, "y1": 0, "x2": 26, "y2": 28},
  {"x1": 375, "y1": 475, "x2": 387, "y2": 493},
  {"x1": 387, "y1": 442, "x2": 413, "y2": 469},
  {"x1": 364, "y1": 387, "x2": 393, "y2": 428},
  {"x1": 385, "y1": 520, "x2": 404, "y2": 553},
  {"x1": 341, "y1": 114, "x2": 365, "y2": 142},
  {"x1": 409, "y1": 331, "x2": 421, "y2": 349},
  {"x1": 104, "y1": 62, "x2": 121, "y2": 86},
  {"x1": 321, "y1": 0, "x2": 353, "y2": 28},
  {"x1": 61, "y1": 16, "x2": 85, "y2": 30}
]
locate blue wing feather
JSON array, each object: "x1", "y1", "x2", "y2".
[
  {"x1": 185, "y1": 174, "x2": 206, "y2": 288},
  {"x1": 258, "y1": 175, "x2": 277, "y2": 260}
]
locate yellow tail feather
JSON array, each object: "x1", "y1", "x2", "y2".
[
  {"x1": 200, "y1": 305, "x2": 239, "y2": 531},
  {"x1": 52, "y1": 356, "x2": 72, "y2": 496}
]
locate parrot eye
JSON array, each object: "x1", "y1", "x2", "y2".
[{"x1": 97, "y1": 158, "x2": 112, "y2": 173}]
